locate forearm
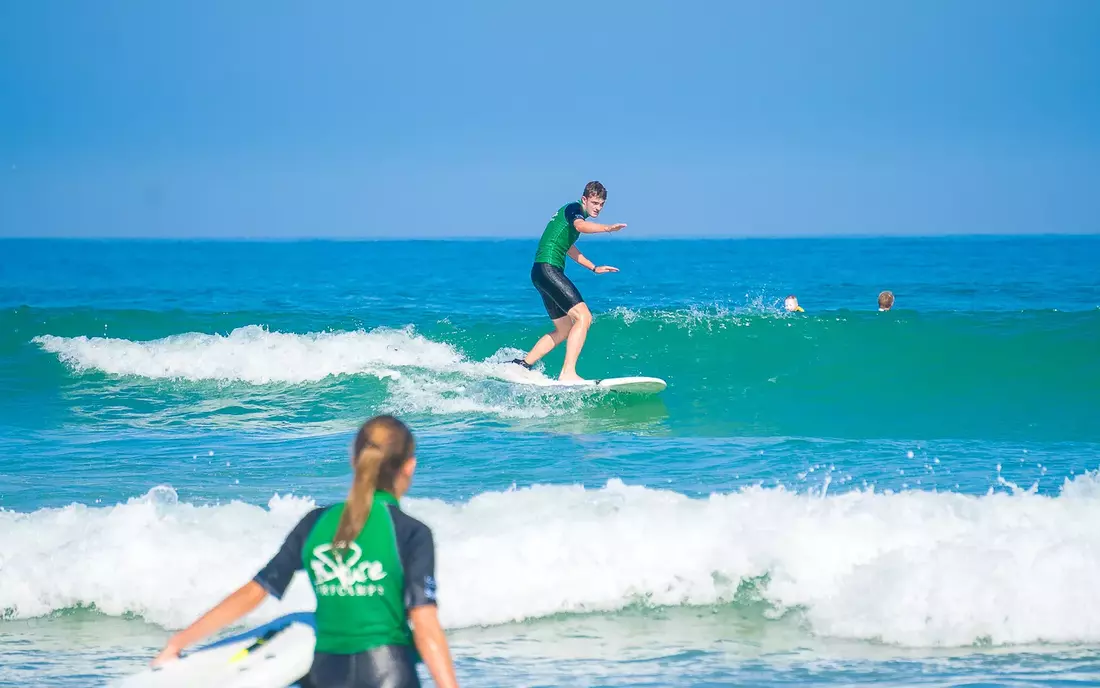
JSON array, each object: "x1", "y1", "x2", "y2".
[
  {"x1": 567, "y1": 247, "x2": 596, "y2": 271},
  {"x1": 575, "y1": 220, "x2": 615, "y2": 234},
  {"x1": 165, "y1": 581, "x2": 268, "y2": 654},
  {"x1": 412, "y1": 612, "x2": 459, "y2": 688}
]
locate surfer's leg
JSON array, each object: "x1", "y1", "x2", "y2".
[
  {"x1": 559, "y1": 302, "x2": 592, "y2": 382},
  {"x1": 519, "y1": 315, "x2": 572, "y2": 366},
  {"x1": 515, "y1": 263, "x2": 583, "y2": 368}
]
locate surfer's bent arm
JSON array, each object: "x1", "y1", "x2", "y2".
[
  {"x1": 152, "y1": 507, "x2": 321, "y2": 665},
  {"x1": 567, "y1": 245, "x2": 597, "y2": 271},
  {"x1": 573, "y1": 218, "x2": 624, "y2": 234},
  {"x1": 155, "y1": 581, "x2": 268, "y2": 662}
]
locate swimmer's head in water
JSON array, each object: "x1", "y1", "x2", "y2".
[
  {"x1": 878, "y1": 290, "x2": 895, "y2": 311},
  {"x1": 582, "y1": 180, "x2": 606, "y2": 217},
  {"x1": 784, "y1": 295, "x2": 804, "y2": 312},
  {"x1": 333, "y1": 415, "x2": 416, "y2": 551}
]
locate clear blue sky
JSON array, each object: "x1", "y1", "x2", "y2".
[{"x1": 1, "y1": 0, "x2": 1098, "y2": 238}]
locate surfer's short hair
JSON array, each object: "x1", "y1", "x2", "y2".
[
  {"x1": 583, "y1": 181, "x2": 607, "y2": 200},
  {"x1": 878, "y1": 290, "x2": 895, "y2": 309}
]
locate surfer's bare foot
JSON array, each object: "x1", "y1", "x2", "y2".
[{"x1": 557, "y1": 373, "x2": 588, "y2": 383}]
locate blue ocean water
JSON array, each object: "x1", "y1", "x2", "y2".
[{"x1": 1, "y1": 236, "x2": 1099, "y2": 686}]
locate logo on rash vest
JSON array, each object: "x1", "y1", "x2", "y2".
[{"x1": 309, "y1": 543, "x2": 388, "y2": 597}]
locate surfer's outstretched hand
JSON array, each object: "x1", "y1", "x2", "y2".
[
  {"x1": 606, "y1": 223, "x2": 627, "y2": 232},
  {"x1": 594, "y1": 265, "x2": 619, "y2": 274}
]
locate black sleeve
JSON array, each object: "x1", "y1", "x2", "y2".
[
  {"x1": 388, "y1": 505, "x2": 437, "y2": 608},
  {"x1": 563, "y1": 202, "x2": 585, "y2": 229},
  {"x1": 253, "y1": 507, "x2": 326, "y2": 600}
]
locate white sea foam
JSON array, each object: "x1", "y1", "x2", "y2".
[
  {"x1": 4, "y1": 475, "x2": 1100, "y2": 647},
  {"x1": 608, "y1": 298, "x2": 793, "y2": 330},
  {"x1": 33, "y1": 325, "x2": 467, "y2": 384},
  {"x1": 33, "y1": 326, "x2": 592, "y2": 419}
]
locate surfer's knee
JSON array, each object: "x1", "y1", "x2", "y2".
[{"x1": 570, "y1": 304, "x2": 592, "y2": 329}]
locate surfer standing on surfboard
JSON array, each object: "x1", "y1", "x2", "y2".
[{"x1": 510, "y1": 181, "x2": 626, "y2": 382}]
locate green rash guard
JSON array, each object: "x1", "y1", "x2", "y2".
[
  {"x1": 253, "y1": 491, "x2": 437, "y2": 654},
  {"x1": 534, "y1": 201, "x2": 590, "y2": 269}
]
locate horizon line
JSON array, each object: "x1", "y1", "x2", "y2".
[{"x1": 2, "y1": 231, "x2": 1098, "y2": 243}]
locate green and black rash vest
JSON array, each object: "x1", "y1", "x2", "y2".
[
  {"x1": 254, "y1": 491, "x2": 437, "y2": 654},
  {"x1": 533, "y1": 201, "x2": 590, "y2": 269}
]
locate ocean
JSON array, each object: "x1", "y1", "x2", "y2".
[{"x1": 1, "y1": 235, "x2": 1099, "y2": 686}]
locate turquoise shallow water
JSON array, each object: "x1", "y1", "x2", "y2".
[{"x1": 1, "y1": 236, "x2": 1099, "y2": 686}]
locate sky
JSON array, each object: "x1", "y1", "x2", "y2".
[{"x1": 1, "y1": 0, "x2": 1098, "y2": 238}]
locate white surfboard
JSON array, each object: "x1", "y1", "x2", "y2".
[
  {"x1": 589, "y1": 376, "x2": 667, "y2": 394},
  {"x1": 113, "y1": 614, "x2": 315, "y2": 688},
  {"x1": 499, "y1": 365, "x2": 666, "y2": 394}
]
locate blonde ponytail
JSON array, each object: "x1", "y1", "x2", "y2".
[
  {"x1": 332, "y1": 444, "x2": 384, "y2": 552},
  {"x1": 331, "y1": 415, "x2": 416, "y2": 553}
]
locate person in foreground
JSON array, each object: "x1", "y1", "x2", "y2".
[
  {"x1": 152, "y1": 415, "x2": 458, "y2": 688},
  {"x1": 511, "y1": 180, "x2": 626, "y2": 382}
]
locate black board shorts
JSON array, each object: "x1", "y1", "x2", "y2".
[
  {"x1": 531, "y1": 262, "x2": 584, "y2": 320},
  {"x1": 299, "y1": 645, "x2": 420, "y2": 688}
]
